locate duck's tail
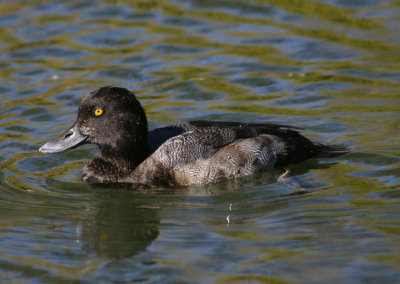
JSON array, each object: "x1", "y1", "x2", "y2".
[{"x1": 315, "y1": 143, "x2": 349, "y2": 158}]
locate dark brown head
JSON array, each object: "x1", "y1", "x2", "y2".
[{"x1": 39, "y1": 86, "x2": 149, "y2": 166}]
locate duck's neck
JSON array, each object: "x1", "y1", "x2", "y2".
[
  {"x1": 82, "y1": 143, "x2": 150, "y2": 184},
  {"x1": 99, "y1": 139, "x2": 150, "y2": 170}
]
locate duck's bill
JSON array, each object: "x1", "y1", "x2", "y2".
[{"x1": 39, "y1": 123, "x2": 87, "y2": 154}]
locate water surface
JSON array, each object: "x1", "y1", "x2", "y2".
[{"x1": 0, "y1": 0, "x2": 399, "y2": 283}]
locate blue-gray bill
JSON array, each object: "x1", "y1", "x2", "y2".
[{"x1": 39, "y1": 123, "x2": 87, "y2": 153}]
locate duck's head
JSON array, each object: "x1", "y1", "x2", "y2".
[{"x1": 39, "y1": 86, "x2": 149, "y2": 164}]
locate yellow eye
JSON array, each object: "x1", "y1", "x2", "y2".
[{"x1": 94, "y1": 108, "x2": 103, "y2": 116}]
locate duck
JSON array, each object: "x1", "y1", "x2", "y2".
[{"x1": 39, "y1": 86, "x2": 348, "y2": 187}]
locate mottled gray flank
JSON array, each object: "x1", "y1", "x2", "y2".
[
  {"x1": 126, "y1": 126, "x2": 287, "y2": 186},
  {"x1": 125, "y1": 120, "x2": 349, "y2": 186}
]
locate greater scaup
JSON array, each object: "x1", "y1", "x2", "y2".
[{"x1": 39, "y1": 86, "x2": 348, "y2": 186}]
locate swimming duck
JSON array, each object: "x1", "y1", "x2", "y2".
[{"x1": 39, "y1": 86, "x2": 348, "y2": 186}]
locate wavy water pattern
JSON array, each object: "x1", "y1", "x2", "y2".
[{"x1": 0, "y1": 0, "x2": 399, "y2": 283}]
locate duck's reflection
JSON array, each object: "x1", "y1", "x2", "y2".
[
  {"x1": 78, "y1": 191, "x2": 160, "y2": 259},
  {"x1": 76, "y1": 161, "x2": 336, "y2": 259}
]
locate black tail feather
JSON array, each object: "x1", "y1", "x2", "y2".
[{"x1": 315, "y1": 143, "x2": 349, "y2": 158}]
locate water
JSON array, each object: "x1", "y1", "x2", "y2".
[{"x1": 0, "y1": 0, "x2": 399, "y2": 283}]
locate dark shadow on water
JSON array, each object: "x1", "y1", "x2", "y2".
[
  {"x1": 77, "y1": 158, "x2": 342, "y2": 259},
  {"x1": 80, "y1": 190, "x2": 160, "y2": 259}
]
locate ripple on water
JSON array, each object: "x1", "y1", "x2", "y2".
[{"x1": 0, "y1": 0, "x2": 399, "y2": 283}]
